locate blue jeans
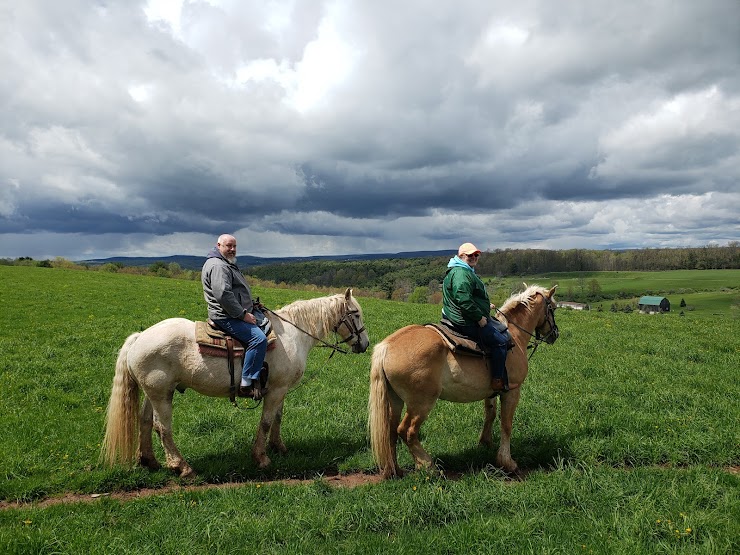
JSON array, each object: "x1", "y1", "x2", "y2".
[
  {"x1": 454, "y1": 318, "x2": 509, "y2": 380},
  {"x1": 212, "y1": 317, "x2": 267, "y2": 382}
]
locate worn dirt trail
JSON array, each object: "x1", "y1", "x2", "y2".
[
  {"x1": 3, "y1": 466, "x2": 737, "y2": 511},
  {"x1": 0, "y1": 471, "x2": 385, "y2": 511}
]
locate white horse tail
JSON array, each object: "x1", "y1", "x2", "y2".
[
  {"x1": 368, "y1": 340, "x2": 398, "y2": 478},
  {"x1": 100, "y1": 332, "x2": 141, "y2": 467}
]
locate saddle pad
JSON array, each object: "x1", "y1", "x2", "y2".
[
  {"x1": 425, "y1": 323, "x2": 484, "y2": 356},
  {"x1": 197, "y1": 344, "x2": 244, "y2": 359},
  {"x1": 195, "y1": 321, "x2": 245, "y2": 352}
]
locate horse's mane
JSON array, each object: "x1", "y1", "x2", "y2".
[
  {"x1": 276, "y1": 294, "x2": 348, "y2": 337},
  {"x1": 500, "y1": 284, "x2": 549, "y2": 315}
]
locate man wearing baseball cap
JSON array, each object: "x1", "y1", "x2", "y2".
[{"x1": 442, "y1": 242, "x2": 511, "y2": 392}]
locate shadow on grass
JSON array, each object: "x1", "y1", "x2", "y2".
[
  {"x1": 431, "y1": 432, "x2": 577, "y2": 477},
  {"x1": 77, "y1": 429, "x2": 587, "y2": 501},
  {"x1": 187, "y1": 429, "x2": 582, "y2": 485},
  {"x1": 186, "y1": 434, "x2": 369, "y2": 483}
]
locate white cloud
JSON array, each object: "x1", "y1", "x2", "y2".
[
  {"x1": 144, "y1": 0, "x2": 184, "y2": 35},
  {"x1": 288, "y1": 10, "x2": 359, "y2": 112},
  {"x1": 593, "y1": 86, "x2": 740, "y2": 183}
]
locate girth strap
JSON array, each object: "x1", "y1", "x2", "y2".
[{"x1": 226, "y1": 337, "x2": 237, "y2": 405}]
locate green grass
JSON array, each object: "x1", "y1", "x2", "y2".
[
  {"x1": 484, "y1": 269, "x2": 740, "y2": 315},
  {"x1": 1, "y1": 266, "x2": 739, "y2": 554},
  {"x1": 2, "y1": 467, "x2": 737, "y2": 554},
  {"x1": 674, "y1": 290, "x2": 740, "y2": 317},
  {"x1": 529, "y1": 269, "x2": 740, "y2": 294}
]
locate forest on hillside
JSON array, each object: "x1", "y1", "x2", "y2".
[
  {"x1": 4, "y1": 243, "x2": 738, "y2": 303},
  {"x1": 249, "y1": 243, "x2": 740, "y2": 299}
]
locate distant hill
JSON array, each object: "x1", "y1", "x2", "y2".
[{"x1": 79, "y1": 251, "x2": 455, "y2": 271}]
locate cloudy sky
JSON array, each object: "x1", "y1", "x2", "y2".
[{"x1": 2, "y1": 0, "x2": 739, "y2": 261}]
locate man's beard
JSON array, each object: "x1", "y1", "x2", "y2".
[{"x1": 226, "y1": 256, "x2": 237, "y2": 264}]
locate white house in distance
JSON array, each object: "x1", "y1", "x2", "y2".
[{"x1": 557, "y1": 302, "x2": 589, "y2": 310}]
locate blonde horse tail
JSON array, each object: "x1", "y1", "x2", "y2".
[
  {"x1": 100, "y1": 332, "x2": 141, "y2": 467},
  {"x1": 368, "y1": 341, "x2": 397, "y2": 477}
]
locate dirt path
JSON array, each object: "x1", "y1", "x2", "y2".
[
  {"x1": 0, "y1": 471, "x2": 385, "y2": 511},
  {"x1": 3, "y1": 466, "x2": 737, "y2": 511}
]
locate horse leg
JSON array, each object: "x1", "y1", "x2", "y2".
[
  {"x1": 252, "y1": 389, "x2": 286, "y2": 468},
  {"x1": 267, "y1": 397, "x2": 288, "y2": 455},
  {"x1": 138, "y1": 397, "x2": 160, "y2": 470},
  {"x1": 149, "y1": 393, "x2": 196, "y2": 479},
  {"x1": 387, "y1": 387, "x2": 405, "y2": 477},
  {"x1": 478, "y1": 396, "x2": 497, "y2": 448},
  {"x1": 496, "y1": 388, "x2": 523, "y2": 477},
  {"x1": 397, "y1": 398, "x2": 437, "y2": 472}
]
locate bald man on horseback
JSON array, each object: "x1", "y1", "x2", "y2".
[{"x1": 201, "y1": 234, "x2": 269, "y2": 400}]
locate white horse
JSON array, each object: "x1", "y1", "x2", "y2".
[{"x1": 101, "y1": 288, "x2": 369, "y2": 478}]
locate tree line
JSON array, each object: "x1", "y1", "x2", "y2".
[
  {"x1": 475, "y1": 243, "x2": 739, "y2": 275},
  {"x1": 3, "y1": 243, "x2": 738, "y2": 303},
  {"x1": 248, "y1": 243, "x2": 739, "y2": 293}
]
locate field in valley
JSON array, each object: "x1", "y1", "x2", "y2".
[
  {"x1": 0, "y1": 266, "x2": 738, "y2": 554},
  {"x1": 487, "y1": 269, "x2": 740, "y2": 315}
]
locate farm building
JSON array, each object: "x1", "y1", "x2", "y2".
[
  {"x1": 638, "y1": 296, "x2": 670, "y2": 313},
  {"x1": 557, "y1": 302, "x2": 589, "y2": 310}
]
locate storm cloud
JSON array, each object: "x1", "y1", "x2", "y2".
[{"x1": 1, "y1": 0, "x2": 738, "y2": 260}]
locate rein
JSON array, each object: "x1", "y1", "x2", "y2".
[
  {"x1": 263, "y1": 301, "x2": 362, "y2": 358},
  {"x1": 256, "y1": 301, "x2": 363, "y2": 396}
]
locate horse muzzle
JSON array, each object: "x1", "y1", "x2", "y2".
[
  {"x1": 352, "y1": 333, "x2": 370, "y2": 353},
  {"x1": 544, "y1": 325, "x2": 559, "y2": 344},
  {"x1": 536, "y1": 324, "x2": 559, "y2": 345}
]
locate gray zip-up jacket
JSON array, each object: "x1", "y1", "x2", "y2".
[{"x1": 201, "y1": 247, "x2": 254, "y2": 321}]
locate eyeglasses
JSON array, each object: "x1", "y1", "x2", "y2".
[{"x1": 466, "y1": 253, "x2": 480, "y2": 258}]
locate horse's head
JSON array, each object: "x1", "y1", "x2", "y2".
[
  {"x1": 334, "y1": 288, "x2": 370, "y2": 353},
  {"x1": 535, "y1": 285, "x2": 559, "y2": 344}
]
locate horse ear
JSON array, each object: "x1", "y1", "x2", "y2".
[
  {"x1": 345, "y1": 287, "x2": 353, "y2": 300},
  {"x1": 548, "y1": 285, "x2": 558, "y2": 297}
]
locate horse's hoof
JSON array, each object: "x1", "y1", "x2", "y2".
[
  {"x1": 255, "y1": 455, "x2": 271, "y2": 469},
  {"x1": 429, "y1": 466, "x2": 444, "y2": 478},
  {"x1": 179, "y1": 467, "x2": 197, "y2": 480},
  {"x1": 270, "y1": 442, "x2": 288, "y2": 454},
  {"x1": 509, "y1": 467, "x2": 526, "y2": 481},
  {"x1": 139, "y1": 456, "x2": 161, "y2": 471},
  {"x1": 380, "y1": 465, "x2": 406, "y2": 479}
]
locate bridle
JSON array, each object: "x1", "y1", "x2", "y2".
[
  {"x1": 496, "y1": 293, "x2": 559, "y2": 360},
  {"x1": 332, "y1": 300, "x2": 367, "y2": 353},
  {"x1": 536, "y1": 295, "x2": 559, "y2": 343}
]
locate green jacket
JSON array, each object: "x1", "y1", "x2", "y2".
[{"x1": 442, "y1": 262, "x2": 490, "y2": 327}]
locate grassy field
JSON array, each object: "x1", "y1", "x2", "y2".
[
  {"x1": 1, "y1": 266, "x2": 738, "y2": 554},
  {"x1": 533, "y1": 269, "x2": 740, "y2": 295},
  {"x1": 483, "y1": 269, "x2": 740, "y2": 319}
]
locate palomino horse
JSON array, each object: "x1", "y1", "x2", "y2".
[
  {"x1": 368, "y1": 284, "x2": 558, "y2": 479},
  {"x1": 102, "y1": 288, "x2": 369, "y2": 478}
]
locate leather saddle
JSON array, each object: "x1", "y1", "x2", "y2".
[
  {"x1": 193, "y1": 320, "x2": 275, "y2": 405},
  {"x1": 195, "y1": 319, "x2": 277, "y2": 357},
  {"x1": 425, "y1": 320, "x2": 486, "y2": 356},
  {"x1": 427, "y1": 319, "x2": 515, "y2": 396},
  {"x1": 195, "y1": 320, "x2": 246, "y2": 357}
]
